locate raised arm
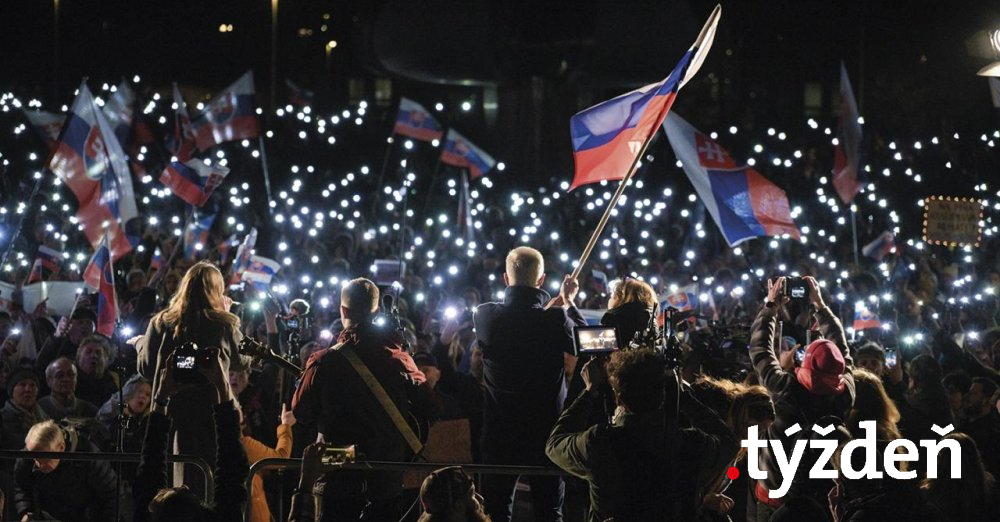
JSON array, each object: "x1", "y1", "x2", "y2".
[{"x1": 749, "y1": 278, "x2": 793, "y2": 394}]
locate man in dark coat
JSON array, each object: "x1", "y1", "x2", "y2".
[{"x1": 473, "y1": 246, "x2": 586, "y2": 522}]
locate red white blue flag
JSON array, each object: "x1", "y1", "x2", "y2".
[
  {"x1": 229, "y1": 227, "x2": 258, "y2": 282},
  {"x1": 664, "y1": 112, "x2": 800, "y2": 247},
  {"x1": 832, "y1": 62, "x2": 863, "y2": 204},
  {"x1": 48, "y1": 81, "x2": 139, "y2": 261},
  {"x1": 171, "y1": 83, "x2": 198, "y2": 162},
  {"x1": 657, "y1": 284, "x2": 698, "y2": 327},
  {"x1": 862, "y1": 231, "x2": 896, "y2": 261},
  {"x1": 568, "y1": 5, "x2": 720, "y2": 190},
  {"x1": 853, "y1": 302, "x2": 881, "y2": 331},
  {"x1": 183, "y1": 214, "x2": 216, "y2": 260},
  {"x1": 23, "y1": 110, "x2": 65, "y2": 149},
  {"x1": 191, "y1": 71, "x2": 259, "y2": 151},
  {"x1": 393, "y1": 97, "x2": 444, "y2": 142},
  {"x1": 83, "y1": 235, "x2": 118, "y2": 337},
  {"x1": 242, "y1": 256, "x2": 281, "y2": 285},
  {"x1": 26, "y1": 245, "x2": 63, "y2": 284},
  {"x1": 149, "y1": 246, "x2": 164, "y2": 272},
  {"x1": 440, "y1": 129, "x2": 496, "y2": 179},
  {"x1": 159, "y1": 159, "x2": 230, "y2": 207},
  {"x1": 103, "y1": 81, "x2": 135, "y2": 145}
]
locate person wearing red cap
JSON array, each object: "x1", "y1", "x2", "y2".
[{"x1": 748, "y1": 276, "x2": 856, "y2": 519}]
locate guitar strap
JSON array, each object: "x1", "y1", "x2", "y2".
[{"x1": 338, "y1": 343, "x2": 424, "y2": 457}]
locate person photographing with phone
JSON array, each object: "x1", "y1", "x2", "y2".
[{"x1": 136, "y1": 261, "x2": 250, "y2": 497}]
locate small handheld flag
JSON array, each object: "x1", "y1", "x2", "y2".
[
  {"x1": 440, "y1": 129, "x2": 496, "y2": 179},
  {"x1": 853, "y1": 302, "x2": 881, "y2": 331},
  {"x1": 159, "y1": 159, "x2": 230, "y2": 207},
  {"x1": 394, "y1": 97, "x2": 444, "y2": 142},
  {"x1": 83, "y1": 235, "x2": 118, "y2": 337},
  {"x1": 183, "y1": 214, "x2": 217, "y2": 260},
  {"x1": 242, "y1": 256, "x2": 281, "y2": 285},
  {"x1": 23, "y1": 110, "x2": 65, "y2": 150}
]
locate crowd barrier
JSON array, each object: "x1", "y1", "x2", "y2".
[{"x1": 245, "y1": 458, "x2": 566, "y2": 521}]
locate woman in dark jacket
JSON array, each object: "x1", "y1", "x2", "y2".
[{"x1": 136, "y1": 261, "x2": 248, "y2": 497}]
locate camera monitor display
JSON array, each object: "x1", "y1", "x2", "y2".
[
  {"x1": 372, "y1": 259, "x2": 406, "y2": 286},
  {"x1": 573, "y1": 326, "x2": 620, "y2": 354}
]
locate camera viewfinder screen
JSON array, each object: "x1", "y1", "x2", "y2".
[
  {"x1": 574, "y1": 326, "x2": 620, "y2": 354},
  {"x1": 175, "y1": 356, "x2": 196, "y2": 369},
  {"x1": 790, "y1": 286, "x2": 807, "y2": 299}
]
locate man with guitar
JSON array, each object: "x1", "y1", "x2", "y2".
[{"x1": 292, "y1": 277, "x2": 436, "y2": 521}]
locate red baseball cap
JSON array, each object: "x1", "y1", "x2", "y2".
[{"x1": 794, "y1": 339, "x2": 846, "y2": 395}]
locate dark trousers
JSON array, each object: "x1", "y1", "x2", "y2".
[
  {"x1": 315, "y1": 470, "x2": 402, "y2": 521},
  {"x1": 481, "y1": 452, "x2": 564, "y2": 522}
]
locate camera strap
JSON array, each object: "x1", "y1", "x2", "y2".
[{"x1": 339, "y1": 344, "x2": 424, "y2": 457}]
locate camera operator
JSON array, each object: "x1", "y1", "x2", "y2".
[
  {"x1": 472, "y1": 246, "x2": 586, "y2": 521},
  {"x1": 749, "y1": 276, "x2": 856, "y2": 517},
  {"x1": 136, "y1": 261, "x2": 249, "y2": 497},
  {"x1": 546, "y1": 349, "x2": 738, "y2": 521},
  {"x1": 292, "y1": 277, "x2": 435, "y2": 521}
]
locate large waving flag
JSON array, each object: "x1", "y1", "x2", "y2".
[
  {"x1": 440, "y1": 129, "x2": 496, "y2": 179},
  {"x1": 26, "y1": 246, "x2": 63, "y2": 284},
  {"x1": 568, "y1": 5, "x2": 721, "y2": 191},
  {"x1": 48, "y1": 81, "x2": 139, "y2": 261},
  {"x1": 83, "y1": 236, "x2": 117, "y2": 337},
  {"x1": 394, "y1": 97, "x2": 444, "y2": 142},
  {"x1": 242, "y1": 256, "x2": 281, "y2": 285},
  {"x1": 183, "y1": 214, "x2": 216, "y2": 260},
  {"x1": 664, "y1": 112, "x2": 800, "y2": 247},
  {"x1": 159, "y1": 159, "x2": 230, "y2": 207},
  {"x1": 191, "y1": 71, "x2": 259, "y2": 151},
  {"x1": 832, "y1": 62, "x2": 863, "y2": 204},
  {"x1": 23, "y1": 110, "x2": 65, "y2": 149},
  {"x1": 103, "y1": 81, "x2": 135, "y2": 144},
  {"x1": 171, "y1": 83, "x2": 198, "y2": 162}
]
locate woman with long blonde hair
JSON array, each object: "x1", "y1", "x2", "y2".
[{"x1": 136, "y1": 261, "x2": 248, "y2": 496}]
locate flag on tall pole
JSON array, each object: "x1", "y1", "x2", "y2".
[
  {"x1": 663, "y1": 112, "x2": 800, "y2": 247},
  {"x1": 48, "y1": 80, "x2": 139, "y2": 261},
  {"x1": 393, "y1": 98, "x2": 444, "y2": 142},
  {"x1": 159, "y1": 159, "x2": 230, "y2": 207},
  {"x1": 183, "y1": 213, "x2": 216, "y2": 260},
  {"x1": 190, "y1": 71, "x2": 260, "y2": 151},
  {"x1": 440, "y1": 129, "x2": 496, "y2": 179},
  {"x1": 23, "y1": 110, "x2": 65, "y2": 150},
  {"x1": 568, "y1": 5, "x2": 720, "y2": 191},
  {"x1": 171, "y1": 83, "x2": 198, "y2": 161},
  {"x1": 83, "y1": 235, "x2": 118, "y2": 337},
  {"x1": 832, "y1": 62, "x2": 864, "y2": 204}
]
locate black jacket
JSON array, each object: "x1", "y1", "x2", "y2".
[
  {"x1": 13, "y1": 439, "x2": 117, "y2": 521},
  {"x1": 474, "y1": 285, "x2": 585, "y2": 458}
]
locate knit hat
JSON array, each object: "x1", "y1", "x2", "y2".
[
  {"x1": 420, "y1": 466, "x2": 474, "y2": 514},
  {"x1": 794, "y1": 339, "x2": 846, "y2": 395},
  {"x1": 7, "y1": 367, "x2": 39, "y2": 398}
]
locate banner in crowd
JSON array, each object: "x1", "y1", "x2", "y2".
[
  {"x1": 159, "y1": 159, "x2": 230, "y2": 207},
  {"x1": 394, "y1": 97, "x2": 444, "y2": 142},
  {"x1": 664, "y1": 112, "x2": 800, "y2": 247},
  {"x1": 922, "y1": 196, "x2": 983, "y2": 247},
  {"x1": 0, "y1": 281, "x2": 85, "y2": 317},
  {"x1": 440, "y1": 129, "x2": 496, "y2": 179},
  {"x1": 832, "y1": 61, "x2": 863, "y2": 204},
  {"x1": 47, "y1": 80, "x2": 139, "y2": 261},
  {"x1": 23, "y1": 109, "x2": 65, "y2": 149},
  {"x1": 242, "y1": 256, "x2": 281, "y2": 284},
  {"x1": 567, "y1": 5, "x2": 720, "y2": 191},
  {"x1": 191, "y1": 71, "x2": 260, "y2": 151}
]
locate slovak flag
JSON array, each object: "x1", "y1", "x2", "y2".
[
  {"x1": 568, "y1": 5, "x2": 720, "y2": 190},
  {"x1": 658, "y1": 284, "x2": 698, "y2": 327},
  {"x1": 242, "y1": 256, "x2": 281, "y2": 285},
  {"x1": 48, "y1": 81, "x2": 139, "y2": 261},
  {"x1": 440, "y1": 129, "x2": 496, "y2": 179},
  {"x1": 190, "y1": 71, "x2": 260, "y2": 151},
  {"x1": 853, "y1": 301, "x2": 881, "y2": 331},
  {"x1": 663, "y1": 112, "x2": 800, "y2": 247},
  {"x1": 27, "y1": 245, "x2": 63, "y2": 284},
  {"x1": 393, "y1": 97, "x2": 444, "y2": 142},
  {"x1": 832, "y1": 61, "x2": 864, "y2": 204},
  {"x1": 149, "y1": 247, "x2": 164, "y2": 272},
  {"x1": 229, "y1": 227, "x2": 258, "y2": 282},
  {"x1": 23, "y1": 110, "x2": 65, "y2": 149},
  {"x1": 159, "y1": 159, "x2": 230, "y2": 207},
  {"x1": 862, "y1": 231, "x2": 896, "y2": 261},
  {"x1": 183, "y1": 214, "x2": 216, "y2": 260},
  {"x1": 171, "y1": 83, "x2": 198, "y2": 162},
  {"x1": 103, "y1": 81, "x2": 135, "y2": 145},
  {"x1": 82, "y1": 236, "x2": 117, "y2": 337}
]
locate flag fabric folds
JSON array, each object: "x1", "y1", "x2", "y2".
[
  {"x1": 242, "y1": 256, "x2": 281, "y2": 285},
  {"x1": 26, "y1": 246, "x2": 62, "y2": 284},
  {"x1": 393, "y1": 97, "x2": 444, "y2": 142},
  {"x1": 23, "y1": 110, "x2": 65, "y2": 149},
  {"x1": 183, "y1": 214, "x2": 216, "y2": 260},
  {"x1": 853, "y1": 302, "x2": 881, "y2": 331},
  {"x1": 159, "y1": 159, "x2": 230, "y2": 207},
  {"x1": 229, "y1": 228, "x2": 258, "y2": 282},
  {"x1": 664, "y1": 112, "x2": 800, "y2": 247},
  {"x1": 286, "y1": 79, "x2": 315, "y2": 107},
  {"x1": 862, "y1": 231, "x2": 896, "y2": 261},
  {"x1": 48, "y1": 81, "x2": 139, "y2": 261},
  {"x1": 832, "y1": 62, "x2": 864, "y2": 204},
  {"x1": 191, "y1": 71, "x2": 260, "y2": 151},
  {"x1": 567, "y1": 5, "x2": 720, "y2": 191},
  {"x1": 103, "y1": 81, "x2": 135, "y2": 144},
  {"x1": 83, "y1": 235, "x2": 118, "y2": 337},
  {"x1": 171, "y1": 83, "x2": 198, "y2": 162},
  {"x1": 440, "y1": 129, "x2": 496, "y2": 179}
]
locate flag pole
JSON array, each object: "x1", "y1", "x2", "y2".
[
  {"x1": 421, "y1": 155, "x2": 444, "y2": 218},
  {"x1": 0, "y1": 172, "x2": 44, "y2": 273},
  {"x1": 257, "y1": 135, "x2": 275, "y2": 214},
  {"x1": 370, "y1": 134, "x2": 396, "y2": 218},
  {"x1": 850, "y1": 203, "x2": 860, "y2": 266},
  {"x1": 570, "y1": 132, "x2": 657, "y2": 281}
]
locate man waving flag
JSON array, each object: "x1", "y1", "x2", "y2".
[
  {"x1": 48, "y1": 80, "x2": 139, "y2": 261},
  {"x1": 568, "y1": 4, "x2": 721, "y2": 190}
]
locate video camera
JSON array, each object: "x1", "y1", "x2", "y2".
[{"x1": 173, "y1": 342, "x2": 217, "y2": 384}]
